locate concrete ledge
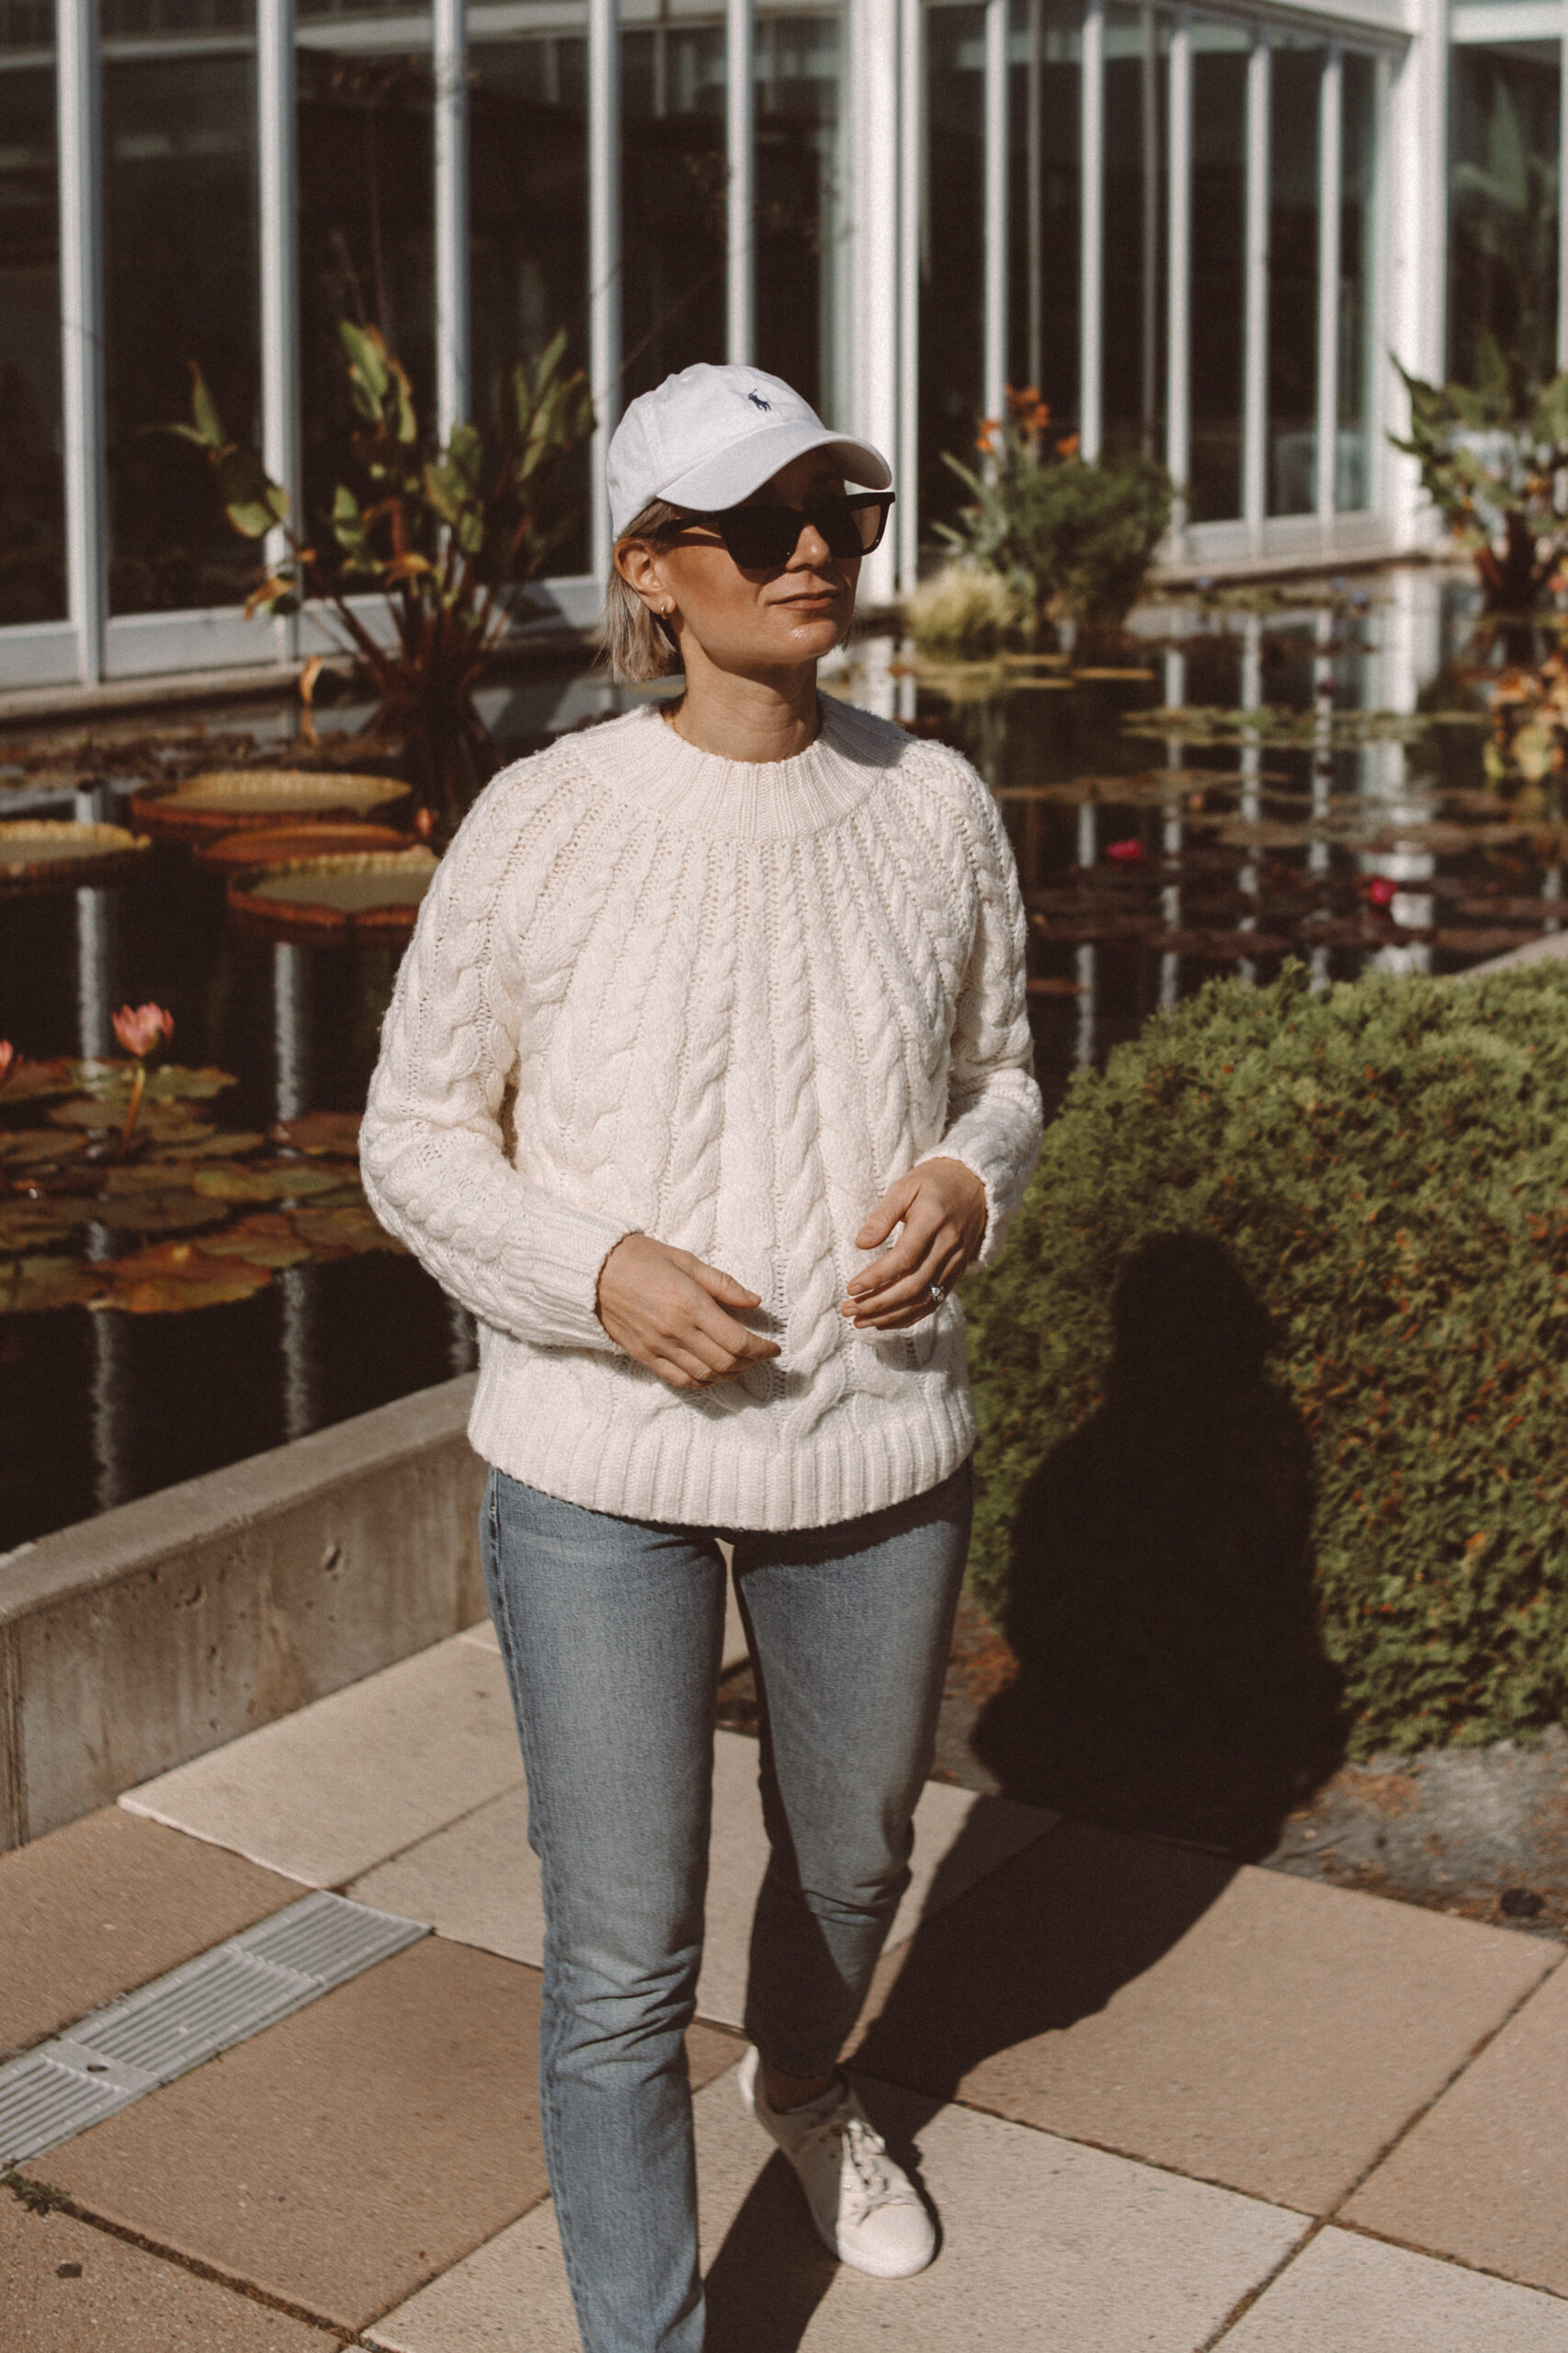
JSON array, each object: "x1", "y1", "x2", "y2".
[{"x1": 0, "y1": 1377, "x2": 484, "y2": 1852}]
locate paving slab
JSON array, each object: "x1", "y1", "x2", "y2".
[
  {"x1": 1342, "y1": 1950, "x2": 1568, "y2": 2295},
  {"x1": 847, "y1": 1816, "x2": 1554, "y2": 2213},
  {"x1": 1221, "y1": 2226, "x2": 1568, "y2": 2350},
  {"x1": 350, "y1": 1727, "x2": 1056, "y2": 2029},
  {"x1": 0, "y1": 1805, "x2": 304, "y2": 2059},
  {"x1": 120, "y1": 1635, "x2": 526, "y2": 1886},
  {"x1": 368, "y1": 2062, "x2": 1306, "y2": 2353},
  {"x1": 40, "y1": 1933, "x2": 738, "y2": 2334},
  {"x1": 0, "y1": 2191, "x2": 334, "y2": 2349}
]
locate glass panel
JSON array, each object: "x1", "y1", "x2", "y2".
[
  {"x1": 755, "y1": 11, "x2": 841, "y2": 416},
  {"x1": 1267, "y1": 40, "x2": 1324, "y2": 517},
  {"x1": 103, "y1": 4, "x2": 260, "y2": 614},
  {"x1": 1102, "y1": 5, "x2": 1166, "y2": 462},
  {"x1": 621, "y1": 24, "x2": 725, "y2": 404},
  {"x1": 1008, "y1": 0, "x2": 1079, "y2": 434},
  {"x1": 1335, "y1": 51, "x2": 1377, "y2": 513},
  {"x1": 297, "y1": 30, "x2": 434, "y2": 540},
  {"x1": 0, "y1": 9, "x2": 64, "y2": 623},
  {"x1": 921, "y1": 3, "x2": 983, "y2": 535},
  {"x1": 1187, "y1": 19, "x2": 1246, "y2": 521},
  {"x1": 1448, "y1": 40, "x2": 1561, "y2": 392},
  {"x1": 469, "y1": 34, "x2": 589, "y2": 574}
]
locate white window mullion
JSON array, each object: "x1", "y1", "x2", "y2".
[
  {"x1": 726, "y1": 0, "x2": 755, "y2": 365},
  {"x1": 1243, "y1": 31, "x2": 1269, "y2": 547},
  {"x1": 1316, "y1": 47, "x2": 1342, "y2": 527},
  {"x1": 258, "y1": 0, "x2": 299, "y2": 662},
  {"x1": 434, "y1": 0, "x2": 471, "y2": 440},
  {"x1": 897, "y1": 0, "x2": 922, "y2": 589},
  {"x1": 1165, "y1": 11, "x2": 1191, "y2": 545},
  {"x1": 57, "y1": 0, "x2": 107, "y2": 685},
  {"x1": 588, "y1": 0, "x2": 621, "y2": 583},
  {"x1": 983, "y1": 0, "x2": 1010, "y2": 433},
  {"x1": 1370, "y1": 48, "x2": 1392, "y2": 516},
  {"x1": 1560, "y1": 20, "x2": 1568, "y2": 369},
  {"x1": 1080, "y1": 0, "x2": 1105, "y2": 458}
]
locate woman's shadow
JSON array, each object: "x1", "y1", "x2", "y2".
[
  {"x1": 973, "y1": 1226, "x2": 1345, "y2": 1855},
  {"x1": 703, "y1": 1233, "x2": 1346, "y2": 2345}
]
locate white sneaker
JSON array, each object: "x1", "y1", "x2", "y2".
[{"x1": 738, "y1": 2046, "x2": 937, "y2": 2280}]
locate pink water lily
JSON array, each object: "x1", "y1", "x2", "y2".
[
  {"x1": 0, "y1": 1040, "x2": 14, "y2": 1091},
  {"x1": 112, "y1": 1003, "x2": 175, "y2": 1060},
  {"x1": 1105, "y1": 838, "x2": 1149, "y2": 866},
  {"x1": 1367, "y1": 877, "x2": 1397, "y2": 909}
]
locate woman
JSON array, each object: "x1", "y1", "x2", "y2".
[{"x1": 361, "y1": 361, "x2": 1042, "y2": 2353}]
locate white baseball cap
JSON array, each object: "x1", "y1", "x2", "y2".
[{"x1": 607, "y1": 364, "x2": 892, "y2": 540}]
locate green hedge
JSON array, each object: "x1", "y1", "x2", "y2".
[{"x1": 964, "y1": 961, "x2": 1568, "y2": 1759}]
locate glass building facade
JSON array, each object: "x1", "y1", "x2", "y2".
[{"x1": 0, "y1": 0, "x2": 1508, "y2": 688}]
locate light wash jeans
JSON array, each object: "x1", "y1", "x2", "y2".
[{"x1": 480, "y1": 1458, "x2": 973, "y2": 2353}]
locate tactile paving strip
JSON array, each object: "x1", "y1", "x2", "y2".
[{"x1": 0, "y1": 1892, "x2": 427, "y2": 2167}]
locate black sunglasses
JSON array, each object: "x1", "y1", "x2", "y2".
[{"x1": 674, "y1": 491, "x2": 894, "y2": 572}]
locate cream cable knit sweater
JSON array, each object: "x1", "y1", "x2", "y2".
[{"x1": 360, "y1": 694, "x2": 1042, "y2": 1529}]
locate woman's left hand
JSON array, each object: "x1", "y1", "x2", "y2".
[{"x1": 842, "y1": 1158, "x2": 987, "y2": 1330}]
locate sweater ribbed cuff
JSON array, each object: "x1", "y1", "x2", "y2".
[{"x1": 499, "y1": 1194, "x2": 638, "y2": 1352}]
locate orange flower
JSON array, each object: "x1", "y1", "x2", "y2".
[
  {"x1": 1057, "y1": 434, "x2": 1080, "y2": 459},
  {"x1": 112, "y1": 1003, "x2": 175, "y2": 1060},
  {"x1": 976, "y1": 418, "x2": 1001, "y2": 456},
  {"x1": 0, "y1": 1040, "x2": 13, "y2": 1092}
]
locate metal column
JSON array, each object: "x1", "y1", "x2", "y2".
[
  {"x1": 983, "y1": 0, "x2": 1010, "y2": 434},
  {"x1": 1080, "y1": 0, "x2": 1105, "y2": 459}
]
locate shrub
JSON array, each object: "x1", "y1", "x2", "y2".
[
  {"x1": 938, "y1": 385, "x2": 1173, "y2": 633},
  {"x1": 903, "y1": 559, "x2": 1026, "y2": 657},
  {"x1": 963, "y1": 961, "x2": 1568, "y2": 1760}
]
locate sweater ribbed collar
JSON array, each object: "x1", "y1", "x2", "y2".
[{"x1": 573, "y1": 694, "x2": 895, "y2": 842}]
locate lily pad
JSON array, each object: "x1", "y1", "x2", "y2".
[
  {"x1": 270, "y1": 1109, "x2": 362, "y2": 1157},
  {"x1": 0, "y1": 1057, "x2": 80, "y2": 1103},
  {"x1": 191, "y1": 1159, "x2": 356, "y2": 1203},
  {"x1": 92, "y1": 1239, "x2": 276, "y2": 1313},
  {"x1": 291, "y1": 1202, "x2": 404, "y2": 1256},
  {"x1": 198, "y1": 822, "x2": 412, "y2": 873},
  {"x1": 149, "y1": 1131, "x2": 269, "y2": 1161},
  {"x1": 227, "y1": 850, "x2": 437, "y2": 945},
  {"x1": 0, "y1": 819, "x2": 152, "y2": 895},
  {"x1": 0, "y1": 1254, "x2": 104, "y2": 1313},
  {"x1": 88, "y1": 1188, "x2": 232, "y2": 1236},
  {"x1": 0, "y1": 1196, "x2": 92, "y2": 1254},
  {"x1": 203, "y1": 1211, "x2": 313, "y2": 1269},
  {"x1": 0, "y1": 1129, "x2": 88, "y2": 1168},
  {"x1": 48, "y1": 1097, "x2": 216, "y2": 1141},
  {"x1": 128, "y1": 768, "x2": 411, "y2": 843},
  {"x1": 69, "y1": 1061, "x2": 237, "y2": 1103}
]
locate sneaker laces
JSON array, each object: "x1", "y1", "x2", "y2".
[{"x1": 801, "y1": 2107, "x2": 914, "y2": 2224}]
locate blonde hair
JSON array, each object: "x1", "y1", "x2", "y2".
[{"x1": 602, "y1": 498, "x2": 687, "y2": 683}]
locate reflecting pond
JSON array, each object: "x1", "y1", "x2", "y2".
[{"x1": 0, "y1": 564, "x2": 1544, "y2": 1550}]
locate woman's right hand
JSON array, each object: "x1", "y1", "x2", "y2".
[{"x1": 596, "y1": 1234, "x2": 782, "y2": 1391}]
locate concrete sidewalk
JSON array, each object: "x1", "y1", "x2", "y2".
[{"x1": 4, "y1": 1615, "x2": 1568, "y2": 2350}]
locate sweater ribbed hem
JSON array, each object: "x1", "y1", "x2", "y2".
[{"x1": 466, "y1": 1350, "x2": 978, "y2": 1531}]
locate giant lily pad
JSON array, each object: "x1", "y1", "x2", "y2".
[
  {"x1": 0, "y1": 1129, "x2": 88, "y2": 1168},
  {"x1": 48, "y1": 1097, "x2": 217, "y2": 1142},
  {"x1": 0, "y1": 1057, "x2": 83, "y2": 1103},
  {"x1": 197, "y1": 822, "x2": 411, "y2": 874},
  {"x1": 0, "y1": 820, "x2": 152, "y2": 895},
  {"x1": 148, "y1": 1131, "x2": 269, "y2": 1161},
  {"x1": 70, "y1": 1061, "x2": 237, "y2": 1103},
  {"x1": 92, "y1": 1238, "x2": 276, "y2": 1313},
  {"x1": 191, "y1": 1159, "x2": 356, "y2": 1203},
  {"x1": 129, "y1": 769, "x2": 410, "y2": 843},
  {"x1": 227, "y1": 849, "x2": 437, "y2": 945},
  {"x1": 87, "y1": 1176, "x2": 231, "y2": 1234},
  {"x1": 0, "y1": 1254, "x2": 104, "y2": 1313}
]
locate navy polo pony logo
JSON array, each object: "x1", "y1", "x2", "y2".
[{"x1": 746, "y1": 392, "x2": 773, "y2": 412}]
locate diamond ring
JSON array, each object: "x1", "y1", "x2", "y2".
[{"x1": 928, "y1": 1280, "x2": 946, "y2": 1308}]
